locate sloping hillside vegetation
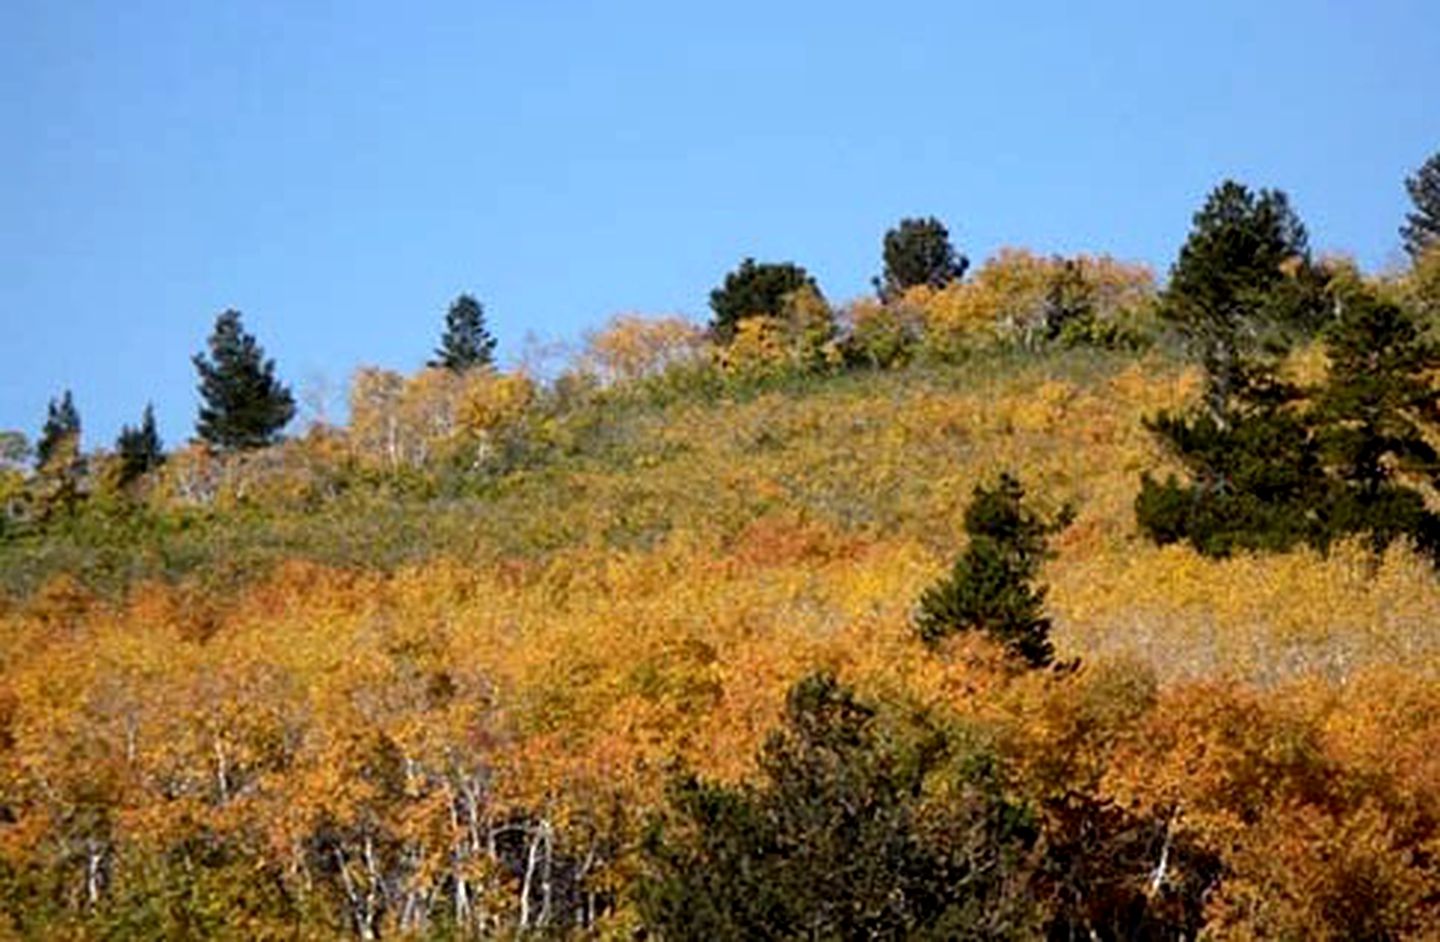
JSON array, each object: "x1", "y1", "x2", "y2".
[{"x1": 3, "y1": 193, "x2": 1440, "y2": 937}]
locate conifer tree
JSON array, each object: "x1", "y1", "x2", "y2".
[
  {"x1": 35, "y1": 390, "x2": 80, "y2": 470},
  {"x1": 1401, "y1": 149, "x2": 1440, "y2": 259},
  {"x1": 877, "y1": 216, "x2": 968, "y2": 300},
  {"x1": 915, "y1": 473, "x2": 1071, "y2": 668},
  {"x1": 1314, "y1": 285, "x2": 1440, "y2": 558},
  {"x1": 429, "y1": 293, "x2": 497, "y2": 372},
  {"x1": 708, "y1": 258, "x2": 820, "y2": 343},
  {"x1": 193, "y1": 310, "x2": 295, "y2": 451},
  {"x1": 1162, "y1": 180, "x2": 1321, "y2": 421},
  {"x1": 115, "y1": 404, "x2": 164, "y2": 486},
  {"x1": 1135, "y1": 407, "x2": 1326, "y2": 557},
  {"x1": 31, "y1": 390, "x2": 85, "y2": 520},
  {"x1": 640, "y1": 672, "x2": 1040, "y2": 938},
  {"x1": 1136, "y1": 182, "x2": 1330, "y2": 557}
]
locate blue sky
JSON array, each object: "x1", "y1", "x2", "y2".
[{"x1": 2, "y1": 0, "x2": 1438, "y2": 447}]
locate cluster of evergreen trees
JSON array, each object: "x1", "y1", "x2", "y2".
[
  {"x1": 22, "y1": 294, "x2": 501, "y2": 475},
  {"x1": 20, "y1": 208, "x2": 968, "y2": 486},
  {"x1": 706, "y1": 215, "x2": 968, "y2": 345},
  {"x1": 1137, "y1": 177, "x2": 1440, "y2": 564}
]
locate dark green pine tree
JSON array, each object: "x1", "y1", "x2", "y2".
[
  {"x1": 1135, "y1": 181, "x2": 1331, "y2": 558},
  {"x1": 1162, "y1": 180, "x2": 1322, "y2": 422},
  {"x1": 1135, "y1": 406, "x2": 1327, "y2": 557},
  {"x1": 115, "y1": 403, "x2": 165, "y2": 486},
  {"x1": 915, "y1": 473, "x2": 1072, "y2": 669},
  {"x1": 876, "y1": 216, "x2": 969, "y2": 300},
  {"x1": 707, "y1": 258, "x2": 821, "y2": 343},
  {"x1": 429, "y1": 293, "x2": 497, "y2": 372},
  {"x1": 1401, "y1": 150, "x2": 1440, "y2": 259},
  {"x1": 1314, "y1": 286, "x2": 1440, "y2": 560},
  {"x1": 193, "y1": 310, "x2": 296, "y2": 451},
  {"x1": 35, "y1": 389, "x2": 80, "y2": 469}
]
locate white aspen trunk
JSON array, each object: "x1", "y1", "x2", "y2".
[
  {"x1": 465, "y1": 776, "x2": 491, "y2": 934},
  {"x1": 446, "y1": 781, "x2": 472, "y2": 931},
  {"x1": 454, "y1": 867, "x2": 470, "y2": 932},
  {"x1": 335, "y1": 846, "x2": 377, "y2": 942},
  {"x1": 85, "y1": 841, "x2": 104, "y2": 907},
  {"x1": 518, "y1": 818, "x2": 556, "y2": 931},
  {"x1": 395, "y1": 840, "x2": 424, "y2": 935},
  {"x1": 363, "y1": 835, "x2": 381, "y2": 940},
  {"x1": 518, "y1": 821, "x2": 543, "y2": 931},
  {"x1": 1147, "y1": 808, "x2": 1180, "y2": 898},
  {"x1": 537, "y1": 819, "x2": 553, "y2": 929}
]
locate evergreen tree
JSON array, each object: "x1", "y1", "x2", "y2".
[
  {"x1": 640, "y1": 672, "x2": 1041, "y2": 939},
  {"x1": 115, "y1": 403, "x2": 164, "y2": 486},
  {"x1": 193, "y1": 310, "x2": 295, "y2": 451},
  {"x1": 1313, "y1": 286, "x2": 1440, "y2": 559},
  {"x1": 1135, "y1": 182, "x2": 1334, "y2": 558},
  {"x1": 1135, "y1": 406, "x2": 1327, "y2": 557},
  {"x1": 915, "y1": 473, "x2": 1072, "y2": 668},
  {"x1": 877, "y1": 216, "x2": 968, "y2": 300},
  {"x1": 35, "y1": 390, "x2": 80, "y2": 470},
  {"x1": 429, "y1": 293, "x2": 497, "y2": 372},
  {"x1": 31, "y1": 390, "x2": 85, "y2": 521},
  {"x1": 1137, "y1": 275, "x2": 1440, "y2": 565},
  {"x1": 1401, "y1": 150, "x2": 1440, "y2": 259},
  {"x1": 708, "y1": 258, "x2": 820, "y2": 343},
  {"x1": 1162, "y1": 180, "x2": 1321, "y2": 422}
]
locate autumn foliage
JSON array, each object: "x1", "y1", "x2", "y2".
[{"x1": 1, "y1": 232, "x2": 1439, "y2": 936}]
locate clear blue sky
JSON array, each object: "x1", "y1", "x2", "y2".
[{"x1": 3, "y1": 0, "x2": 1438, "y2": 447}]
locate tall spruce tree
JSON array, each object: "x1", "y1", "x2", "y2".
[
  {"x1": 1401, "y1": 150, "x2": 1440, "y2": 259},
  {"x1": 877, "y1": 216, "x2": 968, "y2": 300},
  {"x1": 115, "y1": 403, "x2": 164, "y2": 486},
  {"x1": 915, "y1": 473, "x2": 1072, "y2": 668},
  {"x1": 193, "y1": 310, "x2": 295, "y2": 451},
  {"x1": 429, "y1": 293, "x2": 497, "y2": 372},
  {"x1": 35, "y1": 390, "x2": 80, "y2": 469}
]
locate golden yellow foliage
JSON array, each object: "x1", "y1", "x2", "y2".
[
  {"x1": 3, "y1": 337, "x2": 1437, "y2": 935},
  {"x1": 580, "y1": 314, "x2": 708, "y2": 385},
  {"x1": 903, "y1": 248, "x2": 1156, "y2": 356}
]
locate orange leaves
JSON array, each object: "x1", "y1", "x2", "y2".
[
  {"x1": 1083, "y1": 673, "x2": 1440, "y2": 937},
  {"x1": 2, "y1": 513, "x2": 1439, "y2": 936},
  {"x1": 725, "y1": 512, "x2": 864, "y2": 571},
  {"x1": 5, "y1": 323, "x2": 1440, "y2": 933},
  {"x1": 1209, "y1": 801, "x2": 1436, "y2": 939}
]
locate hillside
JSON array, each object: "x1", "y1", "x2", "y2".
[{"x1": 2, "y1": 341, "x2": 1438, "y2": 938}]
